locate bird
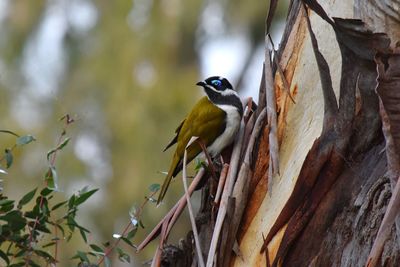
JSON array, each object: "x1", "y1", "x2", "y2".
[{"x1": 157, "y1": 76, "x2": 243, "y2": 204}]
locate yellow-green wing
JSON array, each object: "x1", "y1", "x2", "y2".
[
  {"x1": 157, "y1": 96, "x2": 226, "y2": 204},
  {"x1": 163, "y1": 119, "x2": 185, "y2": 152},
  {"x1": 172, "y1": 96, "x2": 226, "y2": 175}
]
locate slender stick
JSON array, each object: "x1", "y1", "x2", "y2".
[
  {"x1": 183, "y1": 137, "x2": 205, "y2": 267},
  {"x1": 137, "y1": 169, "x2": 205, "y2": 251},
  {"x1": 198, "y1": 139, "x2": 218, "y2": 180},
  {"x1": 214, "y1": 164, "x2": 229, "y2": 205},
  {"x1": 206, "y1": 124, "x2": 245, "y2": 267},
  {"x1": 165, "y1": 168, "x2": 205, "y2": 238},
  {"x1": 151, "y1": 221, "x2": 168, "y2": 267}
]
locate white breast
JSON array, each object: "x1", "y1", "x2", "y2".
[{"x1": 207, "y1": 104, "x2": 241, "y2": 157}]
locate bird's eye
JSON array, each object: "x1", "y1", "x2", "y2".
[{"x1": 211, "y1": 80, "x2": 222, "y2": 87}]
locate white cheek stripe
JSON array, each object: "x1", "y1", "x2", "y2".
[
  {"x1": 221, "y1": 89, "x2": 239, "y2": 97},
  {"x1": 204, "y1": 85, "x2": 239, "y2": 97}
]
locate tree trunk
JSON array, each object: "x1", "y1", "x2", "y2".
[
  {"x1": 160, "y1": 0, "x2": 400, "y2": 266},
  {"x1": 236, "y1": 0, "x2": 400, "y2": 266}
]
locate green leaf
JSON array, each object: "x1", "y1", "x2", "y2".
[
  {"x1": 42, "y1": 241, "x2": 56, "y2": 248},
  {"x1": 120, "y1": 237, "x2": 136, "y2": 248},
  {"x1": 116, "y1": 247, "x2": 130, "y2": 263},
  {"x1": 68, "y1": 194, "x2": 76, "y2": 210},
  {"x1": 0, "y1": 249, "x2": 9, "y2": 265},
  {"x1": 46, "y1": 137, "x2": 70, "y2": 161},
  {"x1": 0, "y1": 210, "x2": 26, "y2": 231},
  {"x1": 74, "y1": 188, "x2": 98, "y2": 206},
  {"x1": 0, "y1": 130, "x2": 20, "y2": 137},
  {"x1": 15, "y1": 249, "x2": 26, "y2": 258},
  {"x1": 26, "y1": 261, "x2": 41, "y2": 267},
  {"x1": 18, "y1": 188, "x2": 37, "y2": 208},
  {"x1": 0, "y1": 199, "x2": 14, "y2": 206},
  {"x1": 195, "y1": 158, "x2": 205, "y2": 171},
  {"x1": 90, "y1": 244, "x2": 104, "y2": 254},
  {"x1": 67, "y1": 215, "x2": 76, "y2": 231},
  {"x1": 139, "y1": 220, "x2": 145, "y2": 229},
  {"x1": 34, "y1": 249, "x2": 55, "y2": 262},
  {"x1": 0, "y1": 201, "x2": 14, "y2": 212},
  {"x1": 9, "y1": 262, "x2": 25, "y2": 267},
  {"x1": 16, "y1": 135, "x2": 36, "y2": 146},
  {"x1": 51, "y1": 200, "x2": 68, "y2": 211},
  {"x1": 148, "y1": 183, "x2": 160, "y2": 192},
  {"x1": 126, "y1": 227, "x2": 137, "y2": 239},
  {"x1": 35, "y1": 222, "x2": 51, "y2": 233},
  {"x1": 40, "y1": 187, "x2": 53, "y2": 196},
  {"x1": 80, "y1": 228, "x2": 87, "y2": 243},
  {"x1": 5, "y1": 149, "x2": 13, "y2": 168},
  {"x1": 71, "y1": 251, "x2": 90, "y2": 263},
  {"x1": 45, "y1": 166, "x2": 59, "y2": 191}
]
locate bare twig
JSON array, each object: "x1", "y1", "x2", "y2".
[
  {"x1": 151, "y1": 221, "x2": 168, "y2": 267},
  {"x1": 214, "y1": 163, "x2": 229, "y2": 205},
  {"x1": 206, "y1": 123, "x2": 245, "y2": 267},
  {"x1": 198, "y1": 139, "x2": 218, "y2": 180},
  {"x1": 223, "y1": 109, "x2": 267, "y2": 264},
  {"x1": 137, "y1": 168, "x2": 205, "y2": 251},
  {"x1": 165, "y1": 168, "x2": 205, "y2": 238},
  {"x1": 183, "y1": 137, "x2": 205, "y2": 267}
]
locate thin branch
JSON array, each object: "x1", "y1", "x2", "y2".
[
  {"x1": 214, "y1": 163, "x2": 229, "y2": 205},
  {"x1": 206, "y1": 123, "x2": 245, "y2": 267},
  {"x1": 98, "y1": 220, "x2": 133, "y2": 265},
  {"x1": 137, "y1": 169, "x2": 205, "y2": 251},
  {"x1": 222, "y1": 109, "x2": 267, "y2": 264},
  {"x1": 183, "y1": 137, "x2": 205, "y2": 267},
  {"x1": 198, "y1": 139, "x2": 218, "y2": 180},
  {"x1": 165, "y1": 168, "x2": 205, "y2": 238},
  {"x1": 151, "y1": 221, "x2": 168, "y2": 267}
]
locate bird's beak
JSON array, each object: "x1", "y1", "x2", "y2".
[{"x1": 196, "y1": 81, "x2": 206, "y2": 87}]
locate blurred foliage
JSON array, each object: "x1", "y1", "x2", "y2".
[
  {"x1": 0, "y1": 0, "x2": 288, "y2": 265},
  {"x1": 0, "y1": 124, "x2": 107, "y2": 266}
]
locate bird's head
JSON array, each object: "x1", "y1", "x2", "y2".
[
  {"x1": 196, "y1": 76, "x2": 243, "y2": 115},
  {"x1": 196, "y1": 76, "x2": 237, "y2": 97}
]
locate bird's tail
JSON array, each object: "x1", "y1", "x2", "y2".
[{"x1": 157, "y1": 153, "x2": 181, "y2": 205}]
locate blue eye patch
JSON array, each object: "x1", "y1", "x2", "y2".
[{"x1": 211, "y1": 80, "x2": 222, "y2": 87}]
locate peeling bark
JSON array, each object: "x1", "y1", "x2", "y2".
[{"x1": 155, "y1": 0, "x2": 400, "y2": 266}]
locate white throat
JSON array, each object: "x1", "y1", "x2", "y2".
[{"x1": 207, "y1": 104, "x2": 241, "y2": 157}]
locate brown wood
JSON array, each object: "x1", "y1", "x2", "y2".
[{"x1": 156, "y1": 0, "x2": 400, "y2": 266}]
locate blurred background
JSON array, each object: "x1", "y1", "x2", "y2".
[{"x1": 0, "y1": 0, "x2": 288, "y2": 265}]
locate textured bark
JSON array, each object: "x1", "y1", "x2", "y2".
[
  {"x1": 236, "y1": 0, "x2": 400, "y2": 266},
  {"x1": 159, "y1": 0, "x2": 400, "y2": 266}
]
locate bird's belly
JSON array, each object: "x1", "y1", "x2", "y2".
[{"x1": 207, "y1": 105, "x2": 241, "y2": 157}]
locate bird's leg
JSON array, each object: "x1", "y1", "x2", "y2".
[{"x1": 197, "y1": 139, "x2": 218, "y2": 181}]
